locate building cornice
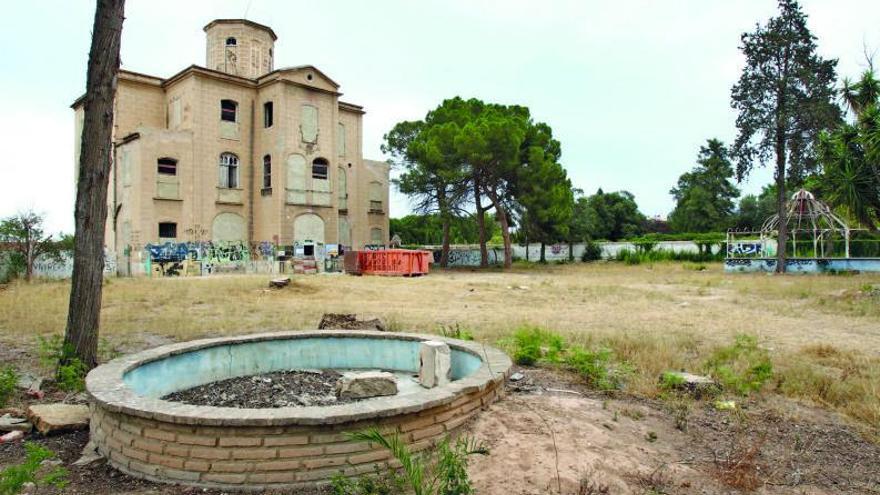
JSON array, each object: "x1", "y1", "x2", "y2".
[{"x1": 203, "y1": 19, "x2": 278, "y2": 41}]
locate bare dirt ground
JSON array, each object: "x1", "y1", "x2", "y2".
[{"x1": 1, "y1": 263, "x2": 879, "y2": 493}]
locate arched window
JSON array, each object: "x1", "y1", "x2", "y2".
[
  {"x1": 262, "y1": 155, "x2": 272, "y2": 189},
  {"x1": 225, "y1": 37, "x2": 237, "y2": 46},
  {"x1": 220, "y1": 99, "x2": 237, "y2": 122},
  {"x1": 311, "y1": 158, "x2": 329, "y2": 180},
  {"x1": 219, "y1": 153, "x2": 239, "y2": 188}
]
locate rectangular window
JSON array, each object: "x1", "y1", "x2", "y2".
[
  {"x1": 263, "y1": 101, "x2": 273, "y2": 128},
  {"x1": 221, "y1": 99, "x2": 237, "y2": 122},
  {"x1": 312, "y1": 163, "x2": 328, "y2": 180},
  {"x1": 370, "y1": 200, "x2": 383, "y2": 211},
  {"x1": 263, "y1": 155, "x2": 272, "y2": 189},
  {"x1": 157, "y1": 158, "x2": 177, "y2": 175},
  {"x1": 158, "y1": 222, "x2": 177, "y2": 239}
]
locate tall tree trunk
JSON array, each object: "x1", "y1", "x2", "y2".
[
  {"x1": 437, "y1": 189, "x2": 450, "y2": 268},
  {"x1": 540, "y1": 242, "x2": 546, "y2": 263},
  {"x1": 473, "y1": 174, "x2": 488, "y2": 268},
  {"x1": 485, "y1": 189, "x2": 512, "y2": 269},
  {"x1": 63, "y1": 0, "x2": 126, "y2": 370},
  {"x1": 774, "y1": 153, "x2": 788, "y2": 274}
]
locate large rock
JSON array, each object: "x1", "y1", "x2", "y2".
[
  {"x1": 661, "y1": 371, "x2": 720, "y2": 398},
  {"x1": 318, "y1": 313, "x2": 385, "y2": 331},
  {"x1": 336, "y1": 371, "x2": 398, "y2": 399},
  {"x1": 0, "y1": 414, "x2": 32, "y2": 433},
  {"x1": 419, "y1": 341, "x2": 451, "y2": 389},
  {"x1": 27, "y1": 404, "x2": 90, "y2": 435}
]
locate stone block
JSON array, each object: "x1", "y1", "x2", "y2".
[
  {"x1": 336, "y1": 371, "x2": 397, "y2": 399},
  {"x1": 26, "y1": 404, "x2": 89, "y2": 434},
  {"x1": 419, "y1": 341, "x2": 451, "y2": 388}
]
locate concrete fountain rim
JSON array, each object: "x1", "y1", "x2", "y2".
[{"x1": 86, "y1": 330, "x2": 512, "y2": 427}]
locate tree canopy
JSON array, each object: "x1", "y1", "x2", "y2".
[{"x1": 668, "y1": 139, "x2": 740, "y2": 233}]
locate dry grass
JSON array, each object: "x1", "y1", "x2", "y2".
[{"x1": 1, "y1": 261, "x2": 878, "y2": 432}]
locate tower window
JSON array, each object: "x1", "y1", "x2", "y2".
[
  {"x1": 312, "y1": 158, "x2": 329, "y2": 180},
  {"x1": 263, "y1": 101, "x2": 273, "y2": 128},
  {"x1": 219, "y1": 153, "x2": 239, "y2": 188},
  {"x1": 220, "y1": 99, "x2": 237, "y2": 122},
  {"x1": 158, "y1": 222, "x2": 177, "y2": 239},
  {"x1": 263, "y1": 155, "x2": 272, "y2": 189},
  {"x1": 157, "y1": 157, "x2": 177, "y2": 175},
  {"x1": 226, "y1": 37, "x2": 237, "y2": 46}
]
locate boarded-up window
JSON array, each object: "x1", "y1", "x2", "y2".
[
  {"x1": 168, "y1": 97, "x2": 182, "y2": 129},
  {"x1": 370, "y1": 228, "x2": 383, "y2": 245},
  {"x1": 369, "y1": 181, "x2": 383, "y2": 211},
  {"x1": 286, "y1": 154, "x2": 307, "y2": 203},
  {"x1": 212, "y1": 213, "x2": 246, "y2": 242},
  {"x1": 301, "y1": 105, "x2": 318, "y2": 142},
  {"x1": 337, "y1": 167, "x2": 347, "y2": 209},
  {"x1": 263, "y1": 155, "x2": 271, "y2": 189},
  {"x1": 337, "y1": 122, "x2": 346, "y2": 156}
]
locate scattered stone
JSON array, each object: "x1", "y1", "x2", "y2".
[
  {"x1": 336, "y1": 371, "x2": 398, "y2": 399},
  {"x1": 713, "y1": 400, "x2": 737, "y2": 411},
  {"x1": 72, "y1": 440, "x2": 104, "y2": 467},
  {"x1": 0, "y1": 413, "x2": 33, "y2": 432},
  {"x1": 27, "y1": 404, "x2": 90, "y2": 435},
  {"x1": 419, "y1": 341, "x2": 451, "y2": 388},
  {"x1": 163, "y1": 370, "x2": 349, "y2": 408},
  {"x1": 0, "y1": 430, "x2": 25, "y2": 443},
  {"x1": 509, "y1": 372, "x2": 525, "y2": 382},
  {"x1": 269, "y1": 277, "x2": 291, "y2": 288},
  {"x1": 661, "y1": 371, "x2": 720, "y2": 398},
  {"x1": 318, "y1": 313, "x2": 386, "y2": 331},
  {"x1": 20, "y1": 482, "x2": 36, "y2": 495},
  {"x1": 16, "y1": 373, "x2": 43, "y2": 392}
]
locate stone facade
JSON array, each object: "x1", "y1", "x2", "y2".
[{"x1": 72, "y1": 19, "x2": 389, "y2": 274}]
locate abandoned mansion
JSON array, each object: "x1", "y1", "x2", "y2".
[{"x1": 72, "y1": 19, "x2": 390, "y2": 274}]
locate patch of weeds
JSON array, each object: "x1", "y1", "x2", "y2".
[
  {"x1": 619, "y1": 407, "x2": 644, "y2": 421},
  {"x1": 658, "y1": 371, "x2": 685, "y2": 391},
  {"x1": 564, "y1": 346, "x2": 631, "y2": 391},
  {"x1": 577, "y1": 474, "x2": 610, "y2": 494},
  {"x1": 345, "y1": 428, "x2": 488, "y2": 495},
  {"x1": 633, "y1": 464, "x2": 674, "y2": 495},
  {"x1": 36, "y1": 334, "x2": 87, "y2": 392},
  {"x1": 97, "y1": 338, "x2": 122, "y2": 362},
  {"x1": 0, "y1": 442, "x2": 68, "y2": 495},
  {"x1": 662, "y1": 394, "x2": 693, "y2": 432},
  {"x1": 645, "y1": 431, "x2": 658, "y2": 443},
  {"x1": 510, "y1": 326, "x2": 563, "y2": 365},
  {"x1": 0, "y1": 366, "x2": 17, "y2": 408},
  {"x1": 438, "y1": 323, "x2": 473, "y2": 341},
  {"x1": 682, "y1": 262, "x2": 707, "y2": 271},
  {"x1": 330, "y1": 468, "x2": 405, "y2": 495},
  {"x1": 705, "y1": 334, "x2": 772, "y2": 395}
]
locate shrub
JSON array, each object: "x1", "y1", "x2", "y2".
[
  {"x1": 581, "y1": 240, "x2": 604, "y2": 262},
  {"x1": 439, "y1": 324, "x2": 474, "y2": 341},
  {"x1": 511, "y1": 327, "x2": 544, "y2": 365},
  {"x1": 0, "y1": 367, "x2": 17, "y2": 408},
  {"x1": 0, "y1": 442, "x2": 68, "y2": 495},
  {"x1": 705, "y1": 334, "x2": 773, "y2": 395},
  {"x1": 331, "y1": 469, "x2": 405, "y2": 495}
]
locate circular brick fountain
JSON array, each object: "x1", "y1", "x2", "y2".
[{"x1": 86, "y1": 330, "x2": 511, "y2": 491}]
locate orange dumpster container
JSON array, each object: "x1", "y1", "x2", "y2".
[{"x1": 351, "y1": 249, "x2": 430, "y2": 276}]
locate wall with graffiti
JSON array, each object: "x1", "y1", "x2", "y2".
[{"x1": 434, "y1": 241, "x2": 701, "y2": 267}]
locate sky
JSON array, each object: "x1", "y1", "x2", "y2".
[{"x1": 1, "y1": 0, "x2": 879, "y2": 234}]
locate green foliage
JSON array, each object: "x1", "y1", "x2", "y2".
[
  {"x1": 705, "y1": 335, "x2": 773, "y2": 395},
  {"x1": 0, "y1": 367, "x2": 17, "y2": 408},
  {"x1": 390, "y1": 214, "x2": 500, "y2": 246},
  {"x1": 507, "y1": 327, "x2": 630, "y2": 390},
  {"x1": 668, "y1": 139, "x2": 740, "y2": 233},
  {"x1": 580, "y1": 239, "x2": 604, "y2": 262},
  {"x1": 659, "y1": 371, "x2": 686, "y2": 391},
  {"x1": 331, "y1": 469, "x2": 406, "y2": 495},
  {"x1": 438, "y1": 324, "x2": 474, "y2": 341},
  {"x1": 733, "y1": 186, "x2": 778, "y2": 231},
  {"x1": 815, "y1": 70, "x2": 880, "y2": 230},
  {"x1": 730, "y1": 0, "x2": 841, "y2": 183},
  {"x1": 564, "y1": 346, "x2": 630, "y2": 391},
  {"x1": 576, "y1": 189, "x2": 646, "y2": 241},
  {"x1": 344, "y1": 428, "x2": 488, "y2": 495},
  {"x1": 613, "y1": 248, "x2": 724, "y2": 265},
  {"x1": 0, "y1": 442, "x2": 68, "y2": 495},
  {"x1": 36, "y1": 335, "x2": 87, "y2": 392}
]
